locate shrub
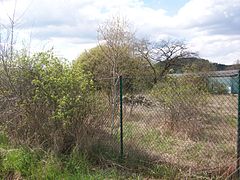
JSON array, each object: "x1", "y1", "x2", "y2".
[
  {"x1": 151, "y1": 76, "x2": 209, "y2": 138},
  {"x1": 0, "y1": 51, "x2": 105, "y2": 153}
]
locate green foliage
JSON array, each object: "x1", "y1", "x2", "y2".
[
  {"x1": 0, "y1": 50, "x2": 104, "y2": 153},
  {"x1": 208, "y1": 80, "x2": 229, "y2": 94},
  {"x1": 20, "y1": 51, "x2": 94, "y2": 123},
  {"x1": 123, "y1": 76, "x2": 154, "y2": 94},
  {"x1": 2, "y1": 148, "x2": 37, "y2": 177},
  {"x1": 154, "y1": 58, "x2": 216, "y2": 75},
  {"x1": 31, "y1": 154, "x2": 63, "y2": 179},
  {"x1": 152, "y1": 76, "x2": 208, "y2": 109},
  {"x1": 74, "y1": 45, "x2": 152, "y2": 94},
  {"x1": 65, "y1": 150, "x2": 89, "y2": 174},
  {"x1": 0, "y1": 145, "x2": 140, "y2": 179},
  {"x1": 74, "y1": 46, "x2": 111, "y2": 79}
]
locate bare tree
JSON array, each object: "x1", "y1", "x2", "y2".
[
  {"x1": 135, "y1": 39, "x2": 158, "y2": 83},
  {"x1": 97, "y1": 16, "x2": 135, "y2": 77},
  {"x1": 0, "y1": 1, "x2": 18, "y2": 96},
  {"x1": 97, "y1": 16, "x2": 136, "y2": 133},
  {"x1": 136, "y1": 39, "x2": 198, "y2": 83},
  {"x1": 0, "y1": 0, "x2": 27, "y2": 116}
]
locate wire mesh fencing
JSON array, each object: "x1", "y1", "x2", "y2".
[
  {"x1": 115, "y1": 70, "x2": 239, "y2": 178},
  {"x1": 1, "y1": 67, "x2": 238, "y2": 178},
  {"x1": 89, "y1": 77, "x2": 122, "y2": 156}
]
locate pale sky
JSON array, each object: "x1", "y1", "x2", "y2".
[{"x1": 0, "y1": 0, "x2": 239, "y2": 65}]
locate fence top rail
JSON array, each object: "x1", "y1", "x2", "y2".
[
  {"x1": 170, "y1": 70, "x2": 240, "y2": 78},
  {"x1": 91, "y1": 70, "x2": 240, "y2": 82}
]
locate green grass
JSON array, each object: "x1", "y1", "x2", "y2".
[
  {"x1": 0, "y1": 144, "x2": 142, "y2": 179},
  {"x1": 1, "y1": 117, "x2": 233, "y2": 180},
  {"x1": 1, "y1": 148, "x2": 37, "y2": 177},
  {"x1": 0, "y1": 132, "x2": 226, "y2": 179},
  {"x1": 0, "y1": 133, "x2": 153, "y2": 179},
  {"x1": 29, "y1": 153, "x2": 125, "y2": 180},
  {"x1": 0, "y1": 151, "x2": 133, "y2": 179}
]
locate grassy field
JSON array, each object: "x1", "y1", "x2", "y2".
[{"x1": 120, "y1": 94, "x2": 238, "y2": 178}]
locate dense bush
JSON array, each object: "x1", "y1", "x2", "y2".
[{"x1": 0, "y1": 51, "x2": 106, "y2": 153}]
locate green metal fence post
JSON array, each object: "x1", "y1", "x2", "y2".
[
  {"x1": 237, "y1": 70, "x2": 240, "y2": 178},
  {"x1": 119, "y1": 75, "x2": 124, "y2": 159}
]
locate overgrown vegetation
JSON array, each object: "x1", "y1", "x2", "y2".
[
  {"x1": 0, "y1": 136, "x2": 141, "y2": 179},
  {"x1": 1, "y1": 51, "x2": 108, "y2": 154},
  {"x1": 0, "y1": 50, "x2": 186, "y2": 179},
  {"x1": 0, "y1": 14, "x2": 238, "y2": 179},
  {"x1": 151, "y1": 76, "x2": 209, "y2": 136}
]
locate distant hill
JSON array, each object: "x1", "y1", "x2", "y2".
[
  {"x1": 212, "y1": 63, "x2": 228, "y2": 71},
  {"x1": 155, "y1": 58, "x2": 236, "y2": 73}
]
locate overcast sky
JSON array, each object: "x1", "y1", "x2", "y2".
[{"x1": 0, "y1": 0, "x2": 239, "y2": 65}]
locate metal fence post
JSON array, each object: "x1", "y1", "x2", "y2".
[
  {"x1": 119, "y1": 75, "x2": 124, "y2": 159},
  {"x1": 237, "y1": 70, "x2": 240, "y2": 178}
]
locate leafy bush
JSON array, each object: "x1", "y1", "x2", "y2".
[{"x1": 0, "y1": 51, "x2": 105, "y2": 153}]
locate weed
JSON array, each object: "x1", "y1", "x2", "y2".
[
  {"x1": 65, "y1": 150, "x2": 90, "y2": 174},
  {"x1": 2, "y1": 148, "x2": 37, "y2": 177}
]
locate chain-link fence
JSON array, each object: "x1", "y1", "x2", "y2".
[
  {"x1": 95, "y1": 70, "x2": 240, "y2": 178},
  {"x1": 89, "y1": 77, "x2": 121, "y2": 158}
]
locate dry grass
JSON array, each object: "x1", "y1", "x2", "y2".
[{"x1": 121, "y1": 94, "x2": 237, "y2": 177}]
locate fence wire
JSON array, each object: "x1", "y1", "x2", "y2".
[
  {"x1": 79, "y1": 71, "x2": 239, "y2": 178},
  {"x1": 91, "y1": 77, "x2": 121, "y2": 154},
  {"x1": 114, "y1": 71, "x2": 239, "y2": 178}
]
